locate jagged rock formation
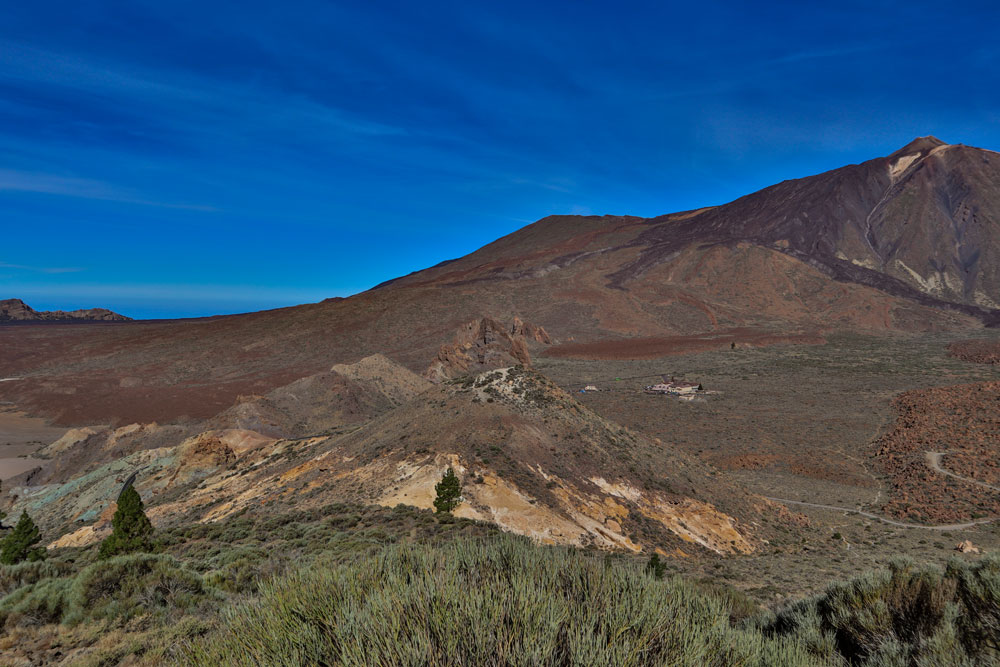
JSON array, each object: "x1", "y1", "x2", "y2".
[
  {"x1": 0, "y1": 298, "x2": 130, "y2": 322},
  {"x1": 424, "y1": 317, "x2": 551, "y2": 382}
]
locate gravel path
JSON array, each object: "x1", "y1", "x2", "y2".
[
  {"x1": 925, "y1": 451, "x2": 1000, "y2": 493},
  {"x1": 765, "y1": 496, "x2": 994, "y2": 531}
]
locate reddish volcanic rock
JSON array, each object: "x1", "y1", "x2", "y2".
[
  {"x1": 871, "y1": 381, "x2": 1000, "y2": 523},
  {"x1": 949, "y1": 339, "x2": 1000, "y2": 365},
  {"x1": 425, "y1": 317, "x2": 549, "y2": 382}
]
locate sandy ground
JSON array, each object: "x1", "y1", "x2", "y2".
[{"x1": 0, "y1": 410, "x2": 66, "y2": 480}]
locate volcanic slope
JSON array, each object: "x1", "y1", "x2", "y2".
[
  {"x1": 10, "y1": 362, "x2": 793, "y2": 557},
  {"x1": 2, "y1": 138, "x2": 997, "y2": 425}
]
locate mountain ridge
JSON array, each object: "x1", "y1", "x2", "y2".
[{"x1": 0, "y1": 298, "x2": 131, "y2": 323}]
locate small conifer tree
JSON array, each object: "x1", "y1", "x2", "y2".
[
  {"x1": 646, "y1": 553, "x2": 666, "y2": 579},
  {"x1": 0, "y1": 511, "x2": 46, "y2": 564},
  {"x1": 433, "y1": 467, "x2": 463, "y2": 514},
  {"x1": 98, "y1": 485, "x2": 154, "y2": 559}
]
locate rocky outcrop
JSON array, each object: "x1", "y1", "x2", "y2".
[
  {"x1": 0, "y1": 298, "x2": 130, "y2": 322},
  {"x1": 11, "y1": 366, "x2": 782, "y2": 557},
  {"x1": 511, "y1": 316, "x2": 552, "y2": 344},
  {"x1": 425, "y1": 317, "x2": 550, "y2": 382},
  {"x1": 956, "y1": 540, "x2": 981, "y2": 554}
]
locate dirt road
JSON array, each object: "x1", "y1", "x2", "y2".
[
  {"x1": 925, "y1": 451, "x2": 1000, "y2": 493},
  {"x1": 765, "y1": 496, "x2": 994, "y2": 531}
]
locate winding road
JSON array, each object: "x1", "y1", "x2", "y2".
[
  {"x1": 767, "y1": 449, "x2": 1000, "y2": 531},
  {"x1": 764, "y1": 496, "x2": 994, "y2": 531},
  {"x1": 925, "y1": 451, "x2": 1000, "y2": 493}
]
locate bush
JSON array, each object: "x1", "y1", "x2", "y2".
[
  {"x1": 0, "y1": 553, "x2": 210, "y2": 629},
  {"x1": 186, "y1": 536, "x2": 816, "y2": 666},
  {"x1": 65, "y1": 553, "x2": 207, "y2": 625},
  {"x1": 763, "y1": 555, "x2": 1000, "y2": 665},
  {"x1": 0, "y1": 559, "x2": 73, "y2": 596},
  {"x1": 0, "y1": 576, "x2": 73, "y2": 627}
]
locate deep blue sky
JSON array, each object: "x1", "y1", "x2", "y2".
[{"x1": 2, "y1": 1, "x2": 998, "y2": 318}]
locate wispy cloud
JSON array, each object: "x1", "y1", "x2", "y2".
[
  {"x1": 764, "y1": 43, "x2": 888, "y2": 66},
  {"x1": 0, "y1": 169, "x2": 217, "y2": 211},
  {"x1": 0, "y1": 260, "x2": 83, "y2": 274}
]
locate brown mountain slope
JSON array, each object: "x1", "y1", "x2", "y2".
[{"x1": 1, "y1": 139, "x2": 996, "y2": 424}]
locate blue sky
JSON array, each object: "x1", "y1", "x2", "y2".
[{"x1": 2, "y1": 1, "x2": 998, "y2": 318}]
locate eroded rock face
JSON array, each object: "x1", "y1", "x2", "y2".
[
  {"x1": 425, "y1": 317, "x2": 550, "y2": 382},
  {"x1": 0, "y1": 298, "x2": 131, "y2": 322},
  {"x1": 511, "y1": 316, "x2": 552, "y2": 344}
]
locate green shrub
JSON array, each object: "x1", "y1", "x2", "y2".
[
  {"x1": 186, "y1": 536, "x2": 817, "y2": 666},
  {"x1": 0, "y1": 558, "x2": 74, "y2": 596},
  {"x1": 0, "y1": 553, "x2": 210, "y2": 629},
  {"x1": 65, "y1": 553, "x2": 207, "y2": 625},
  {"x1": 0, "y1": 575, "x2": 73, "y2": 627},
  {"x1": 763, "y1": 555, "x2": 1000, "y2": 665}
]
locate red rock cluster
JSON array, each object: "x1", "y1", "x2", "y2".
[
  {"x1": 948, "y1": 339, "x2": 1000, "y2": 365},
  {"x1": 871, "y1": 381, "x2": 1000, "y2": 522}
]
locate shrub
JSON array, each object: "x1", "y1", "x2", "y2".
[
  {"x1": 65, "y1": 553, "x2": 207, "y2": 625},
  {"x1": 0, "y1": 576, "x2": 72, "y2": 627},
  {"x1": 0, "y1": 553, "x2": 209, "y2": 629},
  {"x1": 0, "y1": 559, "x2": 74, "y2": 596},
  {"x1": 186, "y1": 536, "x2": 817, "y2": 666},
  {"x1": 763, "y1": 555, "x2": 1000, "y2": 665}
]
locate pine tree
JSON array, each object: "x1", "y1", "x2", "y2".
[
  {"x1": 0, "y1": 511, "x2": 46, "y2": 564},
  {"x1": 433, "y1": 467, "x2": 463, "y2": 514},
  {"x1": 98, "y1": 485, "x2": 154, "y2": 559},
  {"x1": 646, "y1": 553, "x2": 666, "y2": 579}
]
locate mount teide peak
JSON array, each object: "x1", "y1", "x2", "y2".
[
  {"x1": 2, "y1": 138, "x2": 998, "y2": 424},
  {"x1": 398, "y1": 136, "x2": 1000, "y2": 323},
  {"x1": 621, "y1": 135, "x2": 1000, "y2": 319}
]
